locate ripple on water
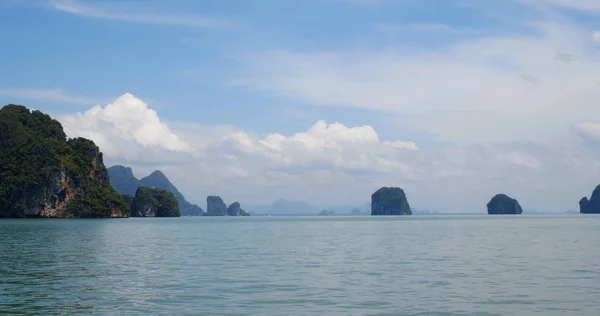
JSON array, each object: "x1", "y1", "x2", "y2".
[{"x1": 1, "y1": 216, "x2": 599, "y2": 315}]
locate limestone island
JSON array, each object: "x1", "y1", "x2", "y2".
[
  {"x1": 130, "y1": 187, "x2": 180, "y2": 217},
  {"x1": 371, "y1": 187, "x2": 412, "y2": 215},
  {"x1": 487, "y1": 194, "x2": 523, "y2": 215},
  {"x1": 227, "y1": 202, "x2": 250, "y2": 216},
  {"x1": 206, "y1": 196, "x2": 249, "y2": 216},
  {"x1": 579, "y1": 185, "x2": 600, "y2": 214},
  {"x1": 0, "y1": 104, "x2": 129, "y2": 218},
  {"x1": 108, "y1": 166, "x2": 204, "y2": 216}
]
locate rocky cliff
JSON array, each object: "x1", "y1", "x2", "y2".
[
  {"x1": 0, "y1": 104, "x2": 129, "y2": 218},
  {"x1": 579, "y1": 185, "x2": 600, "y2": 214},
  {"x1": 371, "y1": 187, "x2": 412, "y2": 215},
  {"x1": 227, "y1": 202, "x2": 250, "y2": 216},
  {"x1": 206, "y1": 196, "x2": 227, "y2": 216},
  {"x1": 108, "y1": 166, "x2": 204, "y2": 216},
  {"x1": 130, "y1": 187, "x2": 180, "y2": 217},
  {"x1": 487, "y1": 194, "x2": 523, "y2": 215}
]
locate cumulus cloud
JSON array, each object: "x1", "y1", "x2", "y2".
[
  {"x1": 60, "y1": 93, "x2": 193, "y2": 162},
  {"x1": 207, "y1": 120, "x2": 417, "y2": 175}
]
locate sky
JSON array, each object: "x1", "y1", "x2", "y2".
[{"x1": 1, "y1": 0, "x2": 600, "y2": 213}]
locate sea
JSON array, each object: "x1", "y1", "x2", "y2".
[{"x1": 1, "y1": 215, "x2": 599, "y2": 315}]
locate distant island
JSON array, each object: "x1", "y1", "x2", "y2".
[
  {"x1": 108, "y1": 166, "x2": 250, "y2": 217},
  {"x1": 205, "y1": 196, "x2": 249, "y2": 216},
  {"x1": 319, "y1": 209, "x2": 335, "y2": 216},
  {"x1": 371, "y1": 187, "x2": 412, "y2": 216},
  {"x1": 487, "y1": 194, "x2": 523, "y2": 215},
  {"x1": 227, "y1": 202, "x2": 250, "y2": 216},
  {"x1": 108, "y1": 165, "x2": 203, "y2": 216},
  {"x1": 579, "y1": 185, "x2": 600, "y2": 214},
  {"x1": 0, "y1": 104, "x2": 129, "y2": 218}
]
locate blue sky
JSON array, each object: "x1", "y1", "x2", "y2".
[{"x1": 1, "y1": 0, "x2": 600, "y2": 212}]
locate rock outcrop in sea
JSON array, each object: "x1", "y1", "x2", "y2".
[
  {"x1": 487, "y1": 194, "x2": 523, "y2": 215},
  {"x1": 371, "y1": 187, "x2": 412, "y2": 215},
  {"x1": 206, "y1": 196, "x2": 227, "y2": 216},
  {"x1": 108, "y1": 166, "x2": 204, "y2": 216},
  {"x1": 0, "y1": 104, "x2": 129, "y2": 218},
  {"x1": 319, "y1": 209, "x2": 335, "y2": 216},
  {"x1": 130, "y1": 187, "x2": 180, "y2": 217},
  {"x1": 579, "y1": 185, "x2": 600, "y2": 214},
  {"x1": 227, "y1": 202, "x2": 250, "y2": 216}
]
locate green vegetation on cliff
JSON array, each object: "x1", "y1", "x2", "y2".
[
  {"x1": 371, "y1": 187, "x2": 412, "y2": 216},
  {"x1": 130, "y1": 187, "x2": 180, "y2": 217},
  {"x1": 0, "y1": 104, "x2": 129, "y2": 218}
]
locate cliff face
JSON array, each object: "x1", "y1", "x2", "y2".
[
  {"x1": 487, "y1": 194, "x2": 523, "y2": 215},
  {"x1": 580, "y1": 185, "x2": 600, "y2": 214},
  {"x1": 371, "y1": 187, "x2": 412, "y2": 215},
  {"x1": 206, "y1": 196, "x2": 227, "y2": 216},
  {"x1": 130, "y1": 187, "x2": 180, "y2": 217},
  {"x1": 0, "y1": 105, "x2": 129, "y2": 218},
  {"x1": 226, "y1": 202, "x2": 250, "y2": 216}
]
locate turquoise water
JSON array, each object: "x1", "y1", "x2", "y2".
[{"x1": 1, "y1": 215, "x2": 599, "y2": 315}]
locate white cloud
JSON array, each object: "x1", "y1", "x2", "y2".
[
  {"x1": 593, "y1": 31, "x2": 600, "y2": 42},
  {"x1": 59, "y1": 93, "x2": 193, "y2": 161},
  {"x1": 206, "y1": 120, "x2": 417, "y2": 174},
  {"x1": 48, "y1": 0, "x2": 233, "y2": 29},
  {"x1": 236, "y1": 22, "x2": 600, "y2": 143},
  {"x1": 0, "y1": 88, "x2": 106, "y2": 105}
]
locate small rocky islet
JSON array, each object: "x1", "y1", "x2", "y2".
[
  {"x1": 371, "y1": 187, "x2": 412, "y2": 216},
  {"x1": 487, "y1": 194, "x2": 523, "y2": 215},
  {"x1": 1, "y1": 104, "x2": 599, "y2": 217},
  {"x1": 579, "y1": 185, "x2": 600, "y2": 214}
]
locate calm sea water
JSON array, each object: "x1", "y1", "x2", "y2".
[{"x1": 1, "y1": 215, "x2": 599, "y2": 315}]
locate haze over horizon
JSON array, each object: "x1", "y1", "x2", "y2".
[{"x1": 1, "y1": 0, "x2": 600, "y2": 213}]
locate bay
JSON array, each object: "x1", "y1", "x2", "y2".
[{"x1": 1, "y1": 215, "x2": 599, "y2": 315}]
